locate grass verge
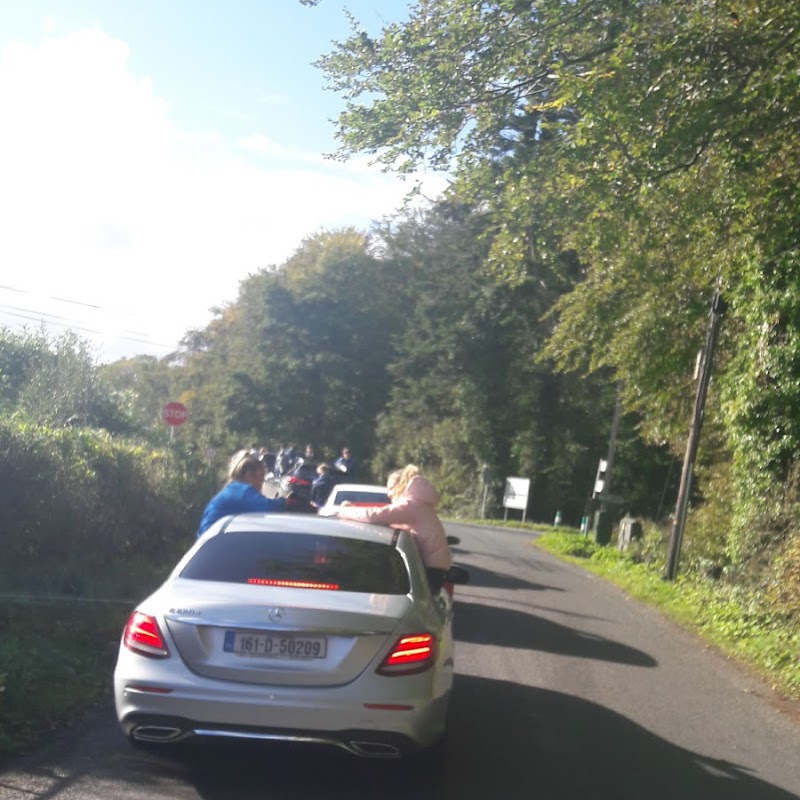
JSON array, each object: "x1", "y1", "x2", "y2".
[
  {"x1": 0, "y1": 553, "x2": 181, "y2": 760},
  {"x1": 0, "y1": 600, "x2": 128, "y2": 759},
  {"x1": 532, "y1": 527, "x2": 800, "y2": 703}
]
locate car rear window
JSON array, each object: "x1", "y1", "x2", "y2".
[
  {"x1": 180, "y1": 531, "x2": 410, "y2": 594},
  {"x1": 332, "y1": 490, "x2": 390, "y2": 505}
]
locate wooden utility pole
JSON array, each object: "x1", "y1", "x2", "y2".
[{"x1": 665, "y1": 288, "x2": 727, "y2": 581}]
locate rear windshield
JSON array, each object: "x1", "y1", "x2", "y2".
[
  {"x1": 180, "y1": 531, "x2": 410, "y2": 595},
  {"x1": 333, "y1": 490, "x2": 389, "y2": 505}
]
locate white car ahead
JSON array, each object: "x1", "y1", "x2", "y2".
[
  {"x1": 318, "y1": 482, "x2": 390, "y2": 516},
  {"x1": 114, "y1": 512, "x2": 468, "y2": 759}
]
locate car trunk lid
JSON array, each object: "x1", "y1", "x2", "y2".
[{"x1": 162, "y1": 580, "x2": 412, "y2": 687}]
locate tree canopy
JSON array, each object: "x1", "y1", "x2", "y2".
[{"x1": 317, "y1": 0, "x2": 800, "y2": 552}]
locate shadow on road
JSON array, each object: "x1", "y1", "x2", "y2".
[
  {"x1": 2, "y1": 684, "x2": 796, "y2": 800},
  {"x1": 454, "y1": 599, "x2": 657, "y2": 667},
  {"x1": 441, "y1": 674, "x2": 799, "y2": 799},
  {"x1": 158, "y1": 675, "x2": 797, "y2": 800},
  {"x1": 456, "y1": 562, "x2": 564, "y2": 592}
]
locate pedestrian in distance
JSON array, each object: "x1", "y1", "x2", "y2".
[
  {"x1": 274, "y1": 444, "x2": 286, "y2": 474},
  {"x1": 196, "y1": 449, "x2": 286, "y2": 537},
  {"x1": 258, "y1": 446, "x2": 277, "y2": 475},
  {"x1": 336, "y1": 464, "x2": 451, "y2": 591},
  {"x1": 334, "y1": 447, "x2": 353, "y2": 478},
  {"x1": 276, "y1": 444, "x2": 297, "y2": 476},
  {"x1": 310, "y1": 463, "x2": 337, "y2": 509}
]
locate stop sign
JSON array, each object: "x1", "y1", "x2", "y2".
[{"x1": 161, "y1": 401, "x2": 189, "y2": 427}]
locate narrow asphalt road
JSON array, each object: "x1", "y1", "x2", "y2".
[{"x1": 1, "y1": 523, "x2": 798, "y2": 799}]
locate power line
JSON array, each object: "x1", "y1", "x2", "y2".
[
  {"x1": 0, "y1": 283, "x2": 103, "y2": 310},
  {"x1": 0, "y1": 304, "x2": 178, "y2": 349},
  {"x1": 0, "y1": 282, "x2": 183, "y2": 348},
  {"x1": 0, "y1": 282, "x2": 197, "y2": 351},
  {"x1": 0, "y1": 301, "x2": 148, "y2": 337}
]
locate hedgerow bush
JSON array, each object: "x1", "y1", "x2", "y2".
[
  {"x1": 0, "y1": 417, "x2": 214, "y2": 757},
  {"x1": 0, "y1": 418, "x2": 211, "y2": 593}
]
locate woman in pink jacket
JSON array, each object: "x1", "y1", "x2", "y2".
[{"x1": 337, "y1": 464, "x2": 452, "y2": 589}]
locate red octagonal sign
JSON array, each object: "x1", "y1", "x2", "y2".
[{"x1": 161, "y1": 401, "x2": 189, "y2": 427}]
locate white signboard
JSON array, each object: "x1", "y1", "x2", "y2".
[
  {"x1": 503, "y1": 477, "x2": 530, "y2": 511},
  {"x1": 593, "y1": 458, "x2": 608, "y2": 497}
]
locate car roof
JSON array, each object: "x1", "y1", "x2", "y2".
[{"x1": 216, "y1": 511, "x2": 398, "y2": 545}]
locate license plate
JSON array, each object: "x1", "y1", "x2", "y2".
[{"x1": 223, "y1": 630, "x2": 327, "y2": 659}]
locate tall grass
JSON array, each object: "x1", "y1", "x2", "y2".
[{"x1": 536, "y1": 528, "x2": 800, "y2": 702}]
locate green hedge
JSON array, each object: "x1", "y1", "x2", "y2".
[{"x1": 0, "y1": 419, "x2": 214, "y2": 757}]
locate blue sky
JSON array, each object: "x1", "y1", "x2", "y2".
[{"x1": 0, "y1": 1, "x2": 446, "y2": 361}]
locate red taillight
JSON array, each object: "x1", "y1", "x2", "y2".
[
  {"x1": 377, "y1": 633, "x2": 436, "y2": 676},
  {"x1": 123, "y1": 611, "x2": 169, "y2": 658},
  {"x1": 247, "y1": 577, "x2": 339, "y2": 590}
]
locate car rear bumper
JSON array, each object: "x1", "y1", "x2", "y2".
[
  {"x1": 114, "y1": 667, "x2": 450, "y2": 754},
  {"x1": 118, "y1": 711, "x2": 445, "y2": 758}
]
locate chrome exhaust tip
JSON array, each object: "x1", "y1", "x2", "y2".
[
  {"x1": 348, "y1": 741, "x2": 402, "y2": 758},
  {"x1": 132, "y1": 725, "x2": 183, "y2": 742}
]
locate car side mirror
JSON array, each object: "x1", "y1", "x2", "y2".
[{"x1": 445, "y1": 565, "x2": 469, "y2": 585}]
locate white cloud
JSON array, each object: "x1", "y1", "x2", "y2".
[
  {"x1": 238, "y1": 133, "x2": 296, "y2": 159},
  {"x1": 257, "y1": 91, "x2": 288, "y2": 106},
  {"x1": 0, "y1": 27, "x2": 448, "y2": 362}
]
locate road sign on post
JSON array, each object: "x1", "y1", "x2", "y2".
[
  {"x1": 161, "y1": 402, "x2": 189, "y2": 439},
  {"x1": 503, "y1": 477, "x2": 530, "y2": 522},
  {"x1": 593, "y1": 458, "x2": 608, "y2": 498}
]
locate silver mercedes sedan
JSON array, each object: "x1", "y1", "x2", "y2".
[{"x1": 113, "y1": 513, "x2": 467, "y2": 760}]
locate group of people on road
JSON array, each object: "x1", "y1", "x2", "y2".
[
  {"x1": 196, "y1": 447, "x2": 451, "y2": 580},
  {"x1": 259, "y1": 444, "x2": 353, "y2": 480}
]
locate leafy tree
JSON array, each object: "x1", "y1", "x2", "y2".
[
  {"x1": 370, "y1": 202, "x2": 633, "y2": 521},
  {"x1": 172, "y1": 229, "x2": 405, "y2": 473},
  {"x1": 369, "y1": 203, "x2": 508, "y2": 489},
  {"x1": 317, "y1": 0, "x2": 800, "y2": 565},
  {"x1": 0, "y1": 327, "x2": 136, "y2": 434},
  {"x1": 100, "y1": 354, "x2": 181, "y2": 438}
]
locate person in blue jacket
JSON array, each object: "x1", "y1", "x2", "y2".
[
  {"x1": 197, "y1": 449, "x2": 286, "y2": 537},
  {"x1": 310, "y1": 463, "x2": 337, "y2": 509},
  {"x1": 334, "y1": 447, "x2": 354, "y2": 478}
]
